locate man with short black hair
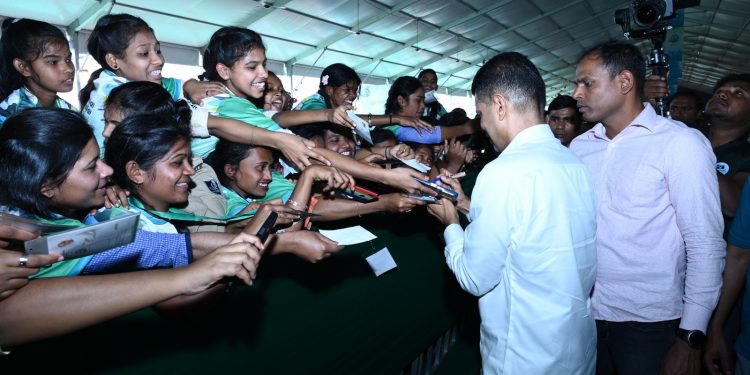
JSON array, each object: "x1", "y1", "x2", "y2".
[
  {"x1": 428, "y1": 52, "x2": 597, "y2": 374},
  {"x1": 705, "y1": 74, "x2": 750, "y2": 218},
  {"x1": 669, "y1": 90, "x2": 706, "y2": 134},
  {"x1": 546, "y1": 94, "x2": 582, "y2": 146},
  {"x1": 571, "y1": 40, "x2": 725, "y2": 375}
]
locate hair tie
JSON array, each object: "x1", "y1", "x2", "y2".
[{"x1": 321, "y1": 75, "x2": 329, "y2": 86}]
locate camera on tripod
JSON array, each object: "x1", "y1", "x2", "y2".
[
  {"x1": 614, "y1": 0, "x2": 699, "y2": 37},
  {"x1": 613, "y1": 0, "x2": 700, "y2": 116}
]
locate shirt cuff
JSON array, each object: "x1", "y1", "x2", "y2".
[
  {"x1": 680, "y1": 302, "x2": 713, "y2": 332},
  {"x1": 443, "y1": 223, "x2": 464, "y2": 255},
  {"x1": 189, "y1": 104, "x2": 210, "y2": 138}
]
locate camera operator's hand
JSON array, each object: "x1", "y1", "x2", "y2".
[{"x1": 644, "y1": 75, "x2": 669, "y2": 101}]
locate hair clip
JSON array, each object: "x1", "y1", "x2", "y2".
[{"x1": 321, "y1": 75, "x2": 329, "y2": 86}]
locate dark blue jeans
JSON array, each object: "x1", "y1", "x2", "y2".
[{"x1": 596, "y1": 319, "x2": 679, "y2": 375}]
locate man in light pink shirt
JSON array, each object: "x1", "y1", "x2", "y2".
[{"x1": 570, "y1": 41, "x2": 725, "y2": 375}]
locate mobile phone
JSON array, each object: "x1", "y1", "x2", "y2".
[
  {"x1": 255, "y1": 211, "x2": 278, "y2": 243},
  {"x1": 408, "y1": 194, "x2": 438, "y2": 203},
  {"x1": 226, "y1": 211, "x2": 277, "y2": 293},
  {"x1": 414, "y1": 177, "x2": 459, "y2": 200}
]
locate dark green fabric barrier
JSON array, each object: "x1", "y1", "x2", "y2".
[{"x1": 1, "y1": 210, "x2": 476, "y2": 374}]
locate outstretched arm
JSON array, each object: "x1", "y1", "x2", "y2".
[
  {"x1": 207, "y1": 115, "x2": 331, "y2": 168},
  {"x1": 0, "y1": 240, "x2": 261, "y2": 346}
]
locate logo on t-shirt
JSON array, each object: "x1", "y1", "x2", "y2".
[
  {"x1": 716, "y1": 162, "x2": 730, "y2": 175},
  {"x1": 204, "y1": 179, "x2": 222, "y2": 195}
]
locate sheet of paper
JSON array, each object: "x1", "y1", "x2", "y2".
[
  {"x1": 347, "y1": 110, "x2": 373, "y2": 145},
  {"x1": 400, "y1": 158, "x2": 431, "y2": 173},
  {"x1": 319, "y1": 225, "x2": 377, "y2": 245},
  {"x1": 366, "y1": 247, "x2": 398, "y2": 276}
]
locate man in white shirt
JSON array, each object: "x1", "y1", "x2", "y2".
[{"x1": 427, "y1": 52, "x2": 597, "y2": 374}]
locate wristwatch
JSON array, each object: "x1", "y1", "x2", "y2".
[{"x1": 676, "y1": 328, "x2": 706, "y2": 350}]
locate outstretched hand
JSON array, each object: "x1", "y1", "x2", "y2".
[{"x1": 278, "y1": 134, "x2": 332, "y2": 169}]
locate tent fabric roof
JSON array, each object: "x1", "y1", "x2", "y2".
[{"x1": 1, "y1": 0, "x2": 748, "y2": 101}]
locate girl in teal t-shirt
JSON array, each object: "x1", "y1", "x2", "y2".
[
  {"x1": 0, "y1": 108, "x2": 212, "y2": 278},
  {"x1": 0, "y1": 18, "x2": 75, "y2": 126},
  {"x1": 78, "y1": 14, "x2": 222, "y2": 151},
  {"x1": 198, "y1": 26, "x2": 430, "y2": 196},
  {"x1": 207, "y1": 139, "x2": 354, "y2": 225}
]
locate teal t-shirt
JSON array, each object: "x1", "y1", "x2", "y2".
[
  {"x1": 222, "y1": 172, "x2": 295, "y2": 216},
  {"x1": 0, "y1": 87, "x2": 75, "y2": 126},
  {"x1": 295, "y1": 93, "x2": 328, "y2": 111}
]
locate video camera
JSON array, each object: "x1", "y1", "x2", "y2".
[
  {"x1": 614, "y1": 0, "x2": 699, "y2": 38},
  {"x1": 613, "y1": 0, "x2": 700, "y2": 116}
]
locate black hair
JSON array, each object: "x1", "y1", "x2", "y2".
[
  {"x1": 317, "y1": 63, "x2": 361, "y2": 108},
  {"x1": 0, "y1": 108, "x2": 94, "y2": 217},
  {"x1": 438, "y1": 108, "x2": 470, "y2": 127},
  {"x1": 106, "y1": 81, "x2": 191, "y2": 127},
  {"x1": 669, "y1": 90, "x2": 704, "y2": 110},
  {"x1": 548, "y1": 94, "x2": 578, "y2": 112},
  {"x1": 713, "y1": 74, "x2": 750, "y2": 93},
  {"x1": 105, "y1": 113, "x2": 191, "y2": 195},
  {"x1": 578, "y1": 40, "x2": 645, "y2": 99},
  {"x1": 417, "y1": 69, "x2": 443, "y2": 125},
  {"x1": 201, "y1": 27, "x2": 265, "y2": 82},
  {"x1": 385, "y1": 76, "x2": 422, "y2": 115},
  {"x1": 471, "y1": 52, "x2": 546, "y2": 117},
  {"x1": 205, "y1": 140, "x2": 263, "y2": 186},
  {"x1": 417, "y1": 69, "x2": 437, "y2": 80},
  {"x1": 0, "y1": 18, "x2": 69, "y2": 102},
  {"x1": 370, "y1": 128, "x2": 397, "y2": 145},
  {"x1": 291, "y1": 124, "x2": 326, "y2": 141},
  {"x1": 404, "y1": 141, "x2": 434, "y2": 165},
  {"x1": 79, "y1": 14, "x2": 154, "y2": 108}
]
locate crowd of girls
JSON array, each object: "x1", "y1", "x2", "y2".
[{"x1": 0, "y1": 14, "x2": 482, "y2": 347}]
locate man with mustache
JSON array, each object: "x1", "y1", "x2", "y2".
[{"x1": 570, "y1": 41, "x2": 725, "y2": 375}]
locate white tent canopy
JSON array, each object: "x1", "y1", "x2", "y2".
[{"x1": 2, "y1": 0, "x2": 748, "y2": 105}]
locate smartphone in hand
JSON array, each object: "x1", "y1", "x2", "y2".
[{"x1": 414, "y1": 177, "x2": 459, "y2": 200}]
